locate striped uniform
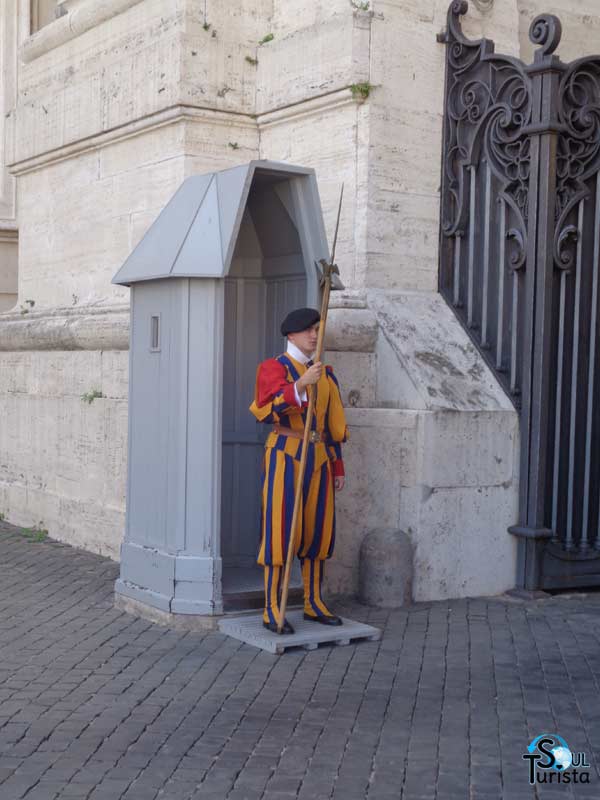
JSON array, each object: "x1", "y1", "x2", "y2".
[{"x1": 249, "y1": 353, "x2": 348, "y2": 622}]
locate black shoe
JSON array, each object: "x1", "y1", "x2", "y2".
[
  {"x1": 263, "y1": 619, "x2": 295, "y2": 635},
  {"x1": 303, "y1": 612, "x2": 343, "y2": 626}
]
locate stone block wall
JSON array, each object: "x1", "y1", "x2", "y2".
[
  {"x1": 0, "y1": 348, "x2": 128, "y2": 557},
  {"x1": 324, "y1": 290, "x2": 519, "y2": 602},
  {"x1": 0, "y1": 0, "x2": 598, "y2": 604},
  {"x1": 1, "y1": 0, "x2": 265, "y2": 559},
  {"x1": 0, "y1": 232, "x2": 17, "y2": 311}
]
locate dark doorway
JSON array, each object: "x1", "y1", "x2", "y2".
[{"x1": 221, "y1": 174, "x2": 316, "y2": 607}]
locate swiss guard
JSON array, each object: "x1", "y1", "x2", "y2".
[{"x1": 249, "y1": 307, "x2": 349, "y2": 634}]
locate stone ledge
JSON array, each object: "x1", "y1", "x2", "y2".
[
  {"x1": 9, "y1": 105, "x2": 257, "y2": 177},
  {"x1": 256, "y1": 88, "x2": 359, "y2": 129},
  {"x1": 369, "y1": 289, "x2": 516, "y2": 412},
  {"x1": 345, "y1": 407, "x2": 420, "y2": 428},
  {"x1": 10, "y1": 89, "x2": 362, "y2": 176},
  {"x1": 0, "y1": 300, "x2": 376, "y2": 353},
  {"x1": 0, "y1": 227, "x2": 17, "y2": 243},
  {"x1": 0, "y1": 304, "x2": 129, "y2": 351}
]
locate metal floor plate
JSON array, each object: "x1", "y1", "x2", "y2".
[{"x1": 218, "y1": 610, "x2": 381, "y2": 654}]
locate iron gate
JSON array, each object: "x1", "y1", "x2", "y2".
[{"x1": 439, "y1": 1, "x2": 600, "y2": 589}]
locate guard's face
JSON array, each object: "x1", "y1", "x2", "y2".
[{"x1": 289, "y1": 322, "x2": 320, "y2": 355}]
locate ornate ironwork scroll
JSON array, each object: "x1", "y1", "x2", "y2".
[
  {"x1": 554, "y1": 58, "x2": 600, "y2": 268},
  {"x1": 439, "y1": 2, "x2": 600, "y2": 590},
  {"x1": 439, "y1": 1, "x2": 532, "y2": 400}
]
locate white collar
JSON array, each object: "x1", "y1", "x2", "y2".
[{"x1": 286, "y1": 340, "x2": 313, "y2": 365}]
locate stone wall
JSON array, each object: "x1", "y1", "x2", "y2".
[
  {"x1": 0, "y1": 347, "x2": 128, "y2": 556},
  {"x1": 324, "y1": 291, "x2": 519, "y2": 602},
  {"x1": 518, "y1": 0, "x2": 600, "y2": 63},
  {"x1": 0, "y1": 232, "x2": 17, "y2": 311},
  {"x1": 2, "y1": 0, "x2": 263, "y2": 557},
  {"x1": 1, "y1": 0, "x2": 598, "y2": 604},
  {"x1": 365, "y1": 0, "x2": 520, "y2": 292},
  {"x1": 0, "y1": 2, "x2": 18, "y2": 311}
]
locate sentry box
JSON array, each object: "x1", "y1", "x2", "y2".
[{"x1": 112, "y1": 161, "x2": 329, "y2": 619}]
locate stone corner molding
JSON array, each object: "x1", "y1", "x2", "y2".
[
  {"x1": 0, "y1": 304, "x2": 130, "y2": 351},
  {"x1": 20, "y1": 0, "x2": 145, "y2": 63}
]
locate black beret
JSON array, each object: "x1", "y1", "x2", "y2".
[{"x1": 280, "y1": 307, "x2": 321, "y2": 337}]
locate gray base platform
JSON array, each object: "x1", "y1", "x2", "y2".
[{"x1": 218, "y1": 610, "x2": 381, "y2": 654}]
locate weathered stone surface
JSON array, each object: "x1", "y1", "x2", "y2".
[
  {"x1": 324, "y1": 350, "x2": 376, "y2": 408},
  {"x1": 0, "y1": 350, "x2": 128, "y2": 559},
  {"x1": 322, "y1": 286, "x2": 520, "y2": 601},
  {"x1": 328, "y1": 396, "x2": 519, "y2": 602},
  {"x1": 359, "y1": 528, "x2": 413, "y2": 608},
  {"x1": 114, "y1": 592, "x2": 218, "y2": 631},
  {"x1": 258, "y1": 96, "x2": 366, "y2": 291},
  {"x1": 410, "y1": 483, "x2": 519, "y2": 602},
  {"x1": 419, "y1": 410, "x2": 519, "y2": 489},
  {"x1": 255, "y1": 12, "x2": 370, "y2": 114},
  {"x1": 328, "y1": 289, "x2": 367, "y2": 309},
  {"x1": 0, "y1": 306, "x2": 129, "y2": 351},
  {"x1": 364, "y1": 0, "x2": 520, "y2": 292},
  {"x1": 22, "y1": 0, "x2": 145, "y2": 62},
  {"x1": 0, "y1": 234, "x2": 17, "y2": 312},
  {"x1": 518, "y1": 0, "x2": 600, "y2": 62},
  {"x1": 326, "y1": 408, "x2": 419, "y2": 596},
  {"x1": 14, "y1": 1, "x2": 268, "y2": 164},
  {"x1": 324, "y1": 308, "x2": 378, "y2": 352},
  {"x1": 369, "y1": 290, "x2": 514, "y2": 412}
]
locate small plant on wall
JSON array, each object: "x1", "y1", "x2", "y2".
[
  {"x1": 81, "y1": 389, "x2": 103, "y2": 404},
  {"x1": 21, "y1": 522, "x2": 48, "y2": 543},
  {"x1": 350, "y1": 82, "x2": 373, "y2": 100},
  {"x1": 19, "y1": 299, "x2": 35, "y2": 315}
]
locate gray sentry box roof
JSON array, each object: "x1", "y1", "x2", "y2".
[
  {"x1": 113, "y1": 161, "x2": 330, "y2": 618},
  {"x1": 112, "y1": 160, "x2": 326, "y2": 286}
]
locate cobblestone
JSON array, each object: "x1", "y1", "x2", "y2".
[{"x1": 1, "y1": 520, "x2": 600, "y2": 798}]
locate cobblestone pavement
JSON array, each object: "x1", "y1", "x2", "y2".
[{"x1": 1, "y1": 521, "x2": 600, "y2": 800}]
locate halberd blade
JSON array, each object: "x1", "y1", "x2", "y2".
[{"x1": 315, "y1": 259, "x2": 345, "y2": 291}]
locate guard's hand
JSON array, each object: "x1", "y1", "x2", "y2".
[
  {"x1": 297, "y1": 361, "x2": 322, "y2": 390},
  {"x1": 334, "y1": 476, "x2": 345, "y2": 492}
]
